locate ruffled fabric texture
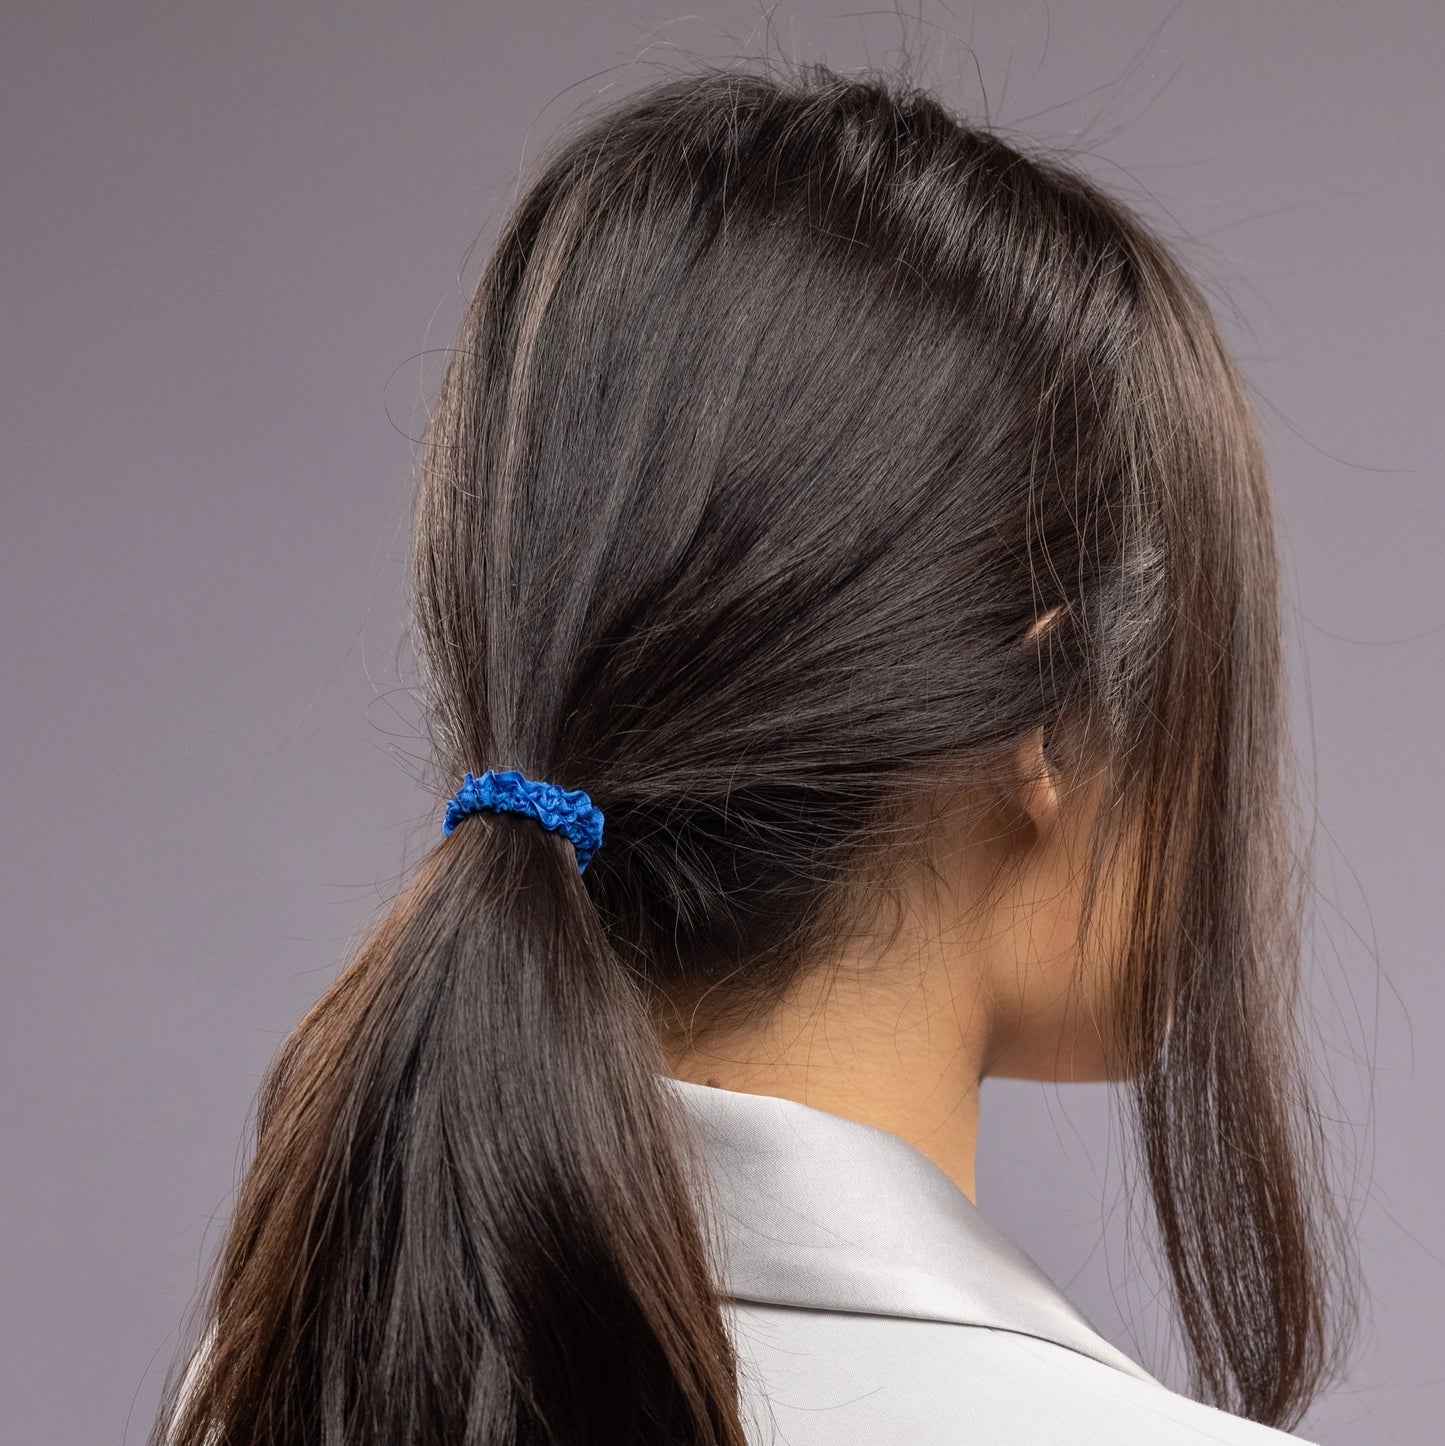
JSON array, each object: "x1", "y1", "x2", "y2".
[{"x1": 442, "y1": 768, "x2": 605, "y2": 872}]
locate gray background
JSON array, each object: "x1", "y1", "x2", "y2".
[{"x1": 3, "y1": 3, "x2": 1439, "y2": 1443}]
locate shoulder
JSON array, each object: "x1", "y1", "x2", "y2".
[{"x1": 726, "y1": 1302, "x2": 1319, "y2": 1446}]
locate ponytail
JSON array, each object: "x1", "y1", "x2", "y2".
[{"x1": 159, "y1": 803, "x2": 747, "y2": 1445}]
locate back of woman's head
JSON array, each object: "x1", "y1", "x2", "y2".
[{"x1": 158, "y1": 58, "x2": 1356, "y2": 1446}]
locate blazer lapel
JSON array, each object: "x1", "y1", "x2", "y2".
[{"x1": 662, "y1": 1076, "x2": 1159, "y2": 1385}]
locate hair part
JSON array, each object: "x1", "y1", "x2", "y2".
[{"x1": 157, "y1": 53, "x2": 1357, "y2": 1446}]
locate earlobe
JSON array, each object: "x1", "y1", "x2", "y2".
[{"x1": 1014, "y1": 726, "x2": 1061, "y2": 837}]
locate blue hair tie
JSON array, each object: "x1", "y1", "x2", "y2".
[{"x1": 442, "y1": 767, "x2": 604, "y2": 873}]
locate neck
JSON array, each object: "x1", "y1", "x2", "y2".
[{"x1": 658, "y1": 954, "x2": 991, "y2": 1203}]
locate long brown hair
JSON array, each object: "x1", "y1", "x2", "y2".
[{"x1": 157, "y1": 57, "x2": 1358, "y2": 1446}]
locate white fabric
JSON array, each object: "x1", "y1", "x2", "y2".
[{"x1": 664, "y1": 1076, "x2": 1319, "y2": 1445}]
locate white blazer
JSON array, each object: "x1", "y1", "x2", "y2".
[
  {"x1": 665, "y1": 1076, "x2": 1320, "y2": 1445},
  {"x1": 169, "y1": 1080, "x2": 1321, "y2": 1444}
]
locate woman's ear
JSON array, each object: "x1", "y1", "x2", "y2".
[
  {"x1": 1013, "y1": 604, "x2": 1071, "y2": 838},
  {"x1": 1013, "y1": 725, "x2": 1061, "y2": 839}
]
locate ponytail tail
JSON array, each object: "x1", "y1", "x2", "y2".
[{"x1": 159, "y1": 807, "x2": 747, "y2": 1446}]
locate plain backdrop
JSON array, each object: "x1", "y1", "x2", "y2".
[{"x1": 3, "y1": 3, "x2": 1441, "y2": 1443}]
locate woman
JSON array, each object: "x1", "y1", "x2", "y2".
[{"x1": 158, "y1": 60, "x2": 1358, "y2": 1446}]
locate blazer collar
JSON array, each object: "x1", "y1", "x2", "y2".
[{"x1": 662, "y1": 1076, "x2": 1158, "y2": 1384}]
